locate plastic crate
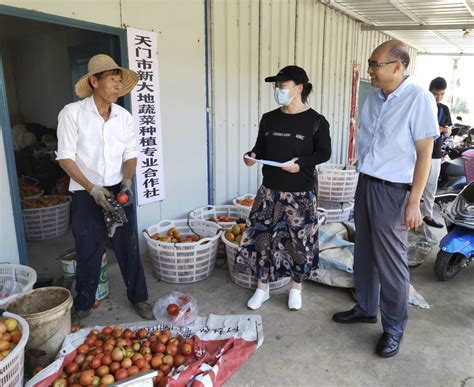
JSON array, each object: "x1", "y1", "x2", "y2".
[
  {"x1": 189, "y1": 205, "x2": 251, "y2": 258},
  {"x1": 222, "y1": 233, "x2": 291, "y2": 290},
  {"x1": 318, "y1": 201, "x2": 354, "y2": 223},
  {"x1": 232, "y1": 193, "x2": 256, "y2": 209},
  {"x1": 0, "y1": 264, "x2": 37, "y2": 308},
  {"x1": 22, "y1": 196, "x2": 71, "y2": 241},
  {"x1": 0, "y1": 312, "x2": 30, "y2": 387},
  {"x1": 317, "y1": 164, "x2": 359, "y2": 202},
  {"x1": 143, "y1": 219, "x2": 222, "y2": 283}
]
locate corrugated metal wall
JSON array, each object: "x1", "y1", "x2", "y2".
[{"x1": 210, "y1": 0, "x2": 419, "y2": 204}]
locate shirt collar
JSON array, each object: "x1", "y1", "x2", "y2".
[
  {"x1": 377, "y1": 75, "x2": 413, "y2": 101},
  {"x1": 85, "y1": 95, "x2": 118, "y2": 117}
]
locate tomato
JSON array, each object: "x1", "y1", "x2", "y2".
[
  {"x1": 181, "y1": 343, "x2": 193, "y2": 356},
  {"x1": 77, "y1": 344, "x2": 89, "y2": 354},
  {"x1": 127, "y1": 365, "x2": 139, "y2": 376},
  {"x1": 92, "y1": 299, "x2": 101, "y2": 309},
  {"x1": 122, "y1": 328, "x2": 134, "y2": 339},
  {"x1": 65, "y1": 362, "x2": 79, "y2": 375},
  {"x1": 52, "y1": 377, "x2": 68, "y2": 387},
  {"x1": 95, "y1": 365, "x2": 110, "y2": 377},
  {"x1": 133, "y1": 357, "x2": 146, "y2": 370},
  {"x1": 116, "y1": 193, "x2": 129, "y2": 204},
  {"x1": 79, "y1": 369, "x2": 95, "y2": 385},
  {"x1": 115, "y1": 368, "x2": 128, "y2": 381}
]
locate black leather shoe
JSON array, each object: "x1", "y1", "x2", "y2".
[
  {"x1": 333, "y1": 307, "x2": 377, "y2": 323},
  {"x1": 376, "y1": 332, "x2": 403, "y2": 358},
  {"x1": 423, "y1": 217, "x2": 444, "y2": 228}
]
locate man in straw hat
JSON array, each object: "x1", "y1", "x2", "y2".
[{"x1": 56, "y1": 54, "x2": 153, "y2": 320}]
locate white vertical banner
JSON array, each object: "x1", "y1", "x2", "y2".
[{"x1": 127, "y1": 27, "x2": 165, "y2": 205}]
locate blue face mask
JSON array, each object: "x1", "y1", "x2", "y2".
[{"x1": 274, "y1": 87, "x2": 294, "y2": 106}]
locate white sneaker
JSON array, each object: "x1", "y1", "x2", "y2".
[
  {"x1": 288, "y1": 288, "x2": 302, "y2": 310},
  {"x1": 247, "y1": 287, "x2": 270, "y2": 310}
]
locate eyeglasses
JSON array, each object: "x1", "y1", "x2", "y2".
[{"x1": 367, "y1": 60, "x2": 399, "y2": 69}]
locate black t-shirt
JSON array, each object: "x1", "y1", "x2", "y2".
[
  {"x1": 433, "y1": 103, "x2": 452, "y2": 159},
  {"x1": 250, "y1": 108, "x2": 331, "y2": 192}
]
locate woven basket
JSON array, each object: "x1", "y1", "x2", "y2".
[
  {"x1": 232, "y1": 193, "x2": 256, "y2": 209},
  {"x1": 0, "y1": 264, "x2": 37, "y2": 308},
  {"x1": 0, "y1": 312, "x2": 29, "y2": 387},
  {"x1": 143, "y1": 219, "x2": 223, "y2": 283},
  {"x1": 189, "y1": 205, "x2": 251, "y2": 258},
  {"x1": 317, "y1": 164, "x2": 358, "y2": 202},
  {"x1": 22, "y1": 196, "x2": 71, "y2": 241},
  {"x1": 318, "y1": 201, "x2": 354, "y2": 223}
]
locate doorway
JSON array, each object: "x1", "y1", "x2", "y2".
[{"x1": 0, "y1": 9, "x2": 126, "y2": 283}]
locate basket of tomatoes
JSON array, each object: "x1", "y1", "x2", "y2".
[
  {"x1": 189, "y1": 205, "x2": 251, "y2": 258},
  {"x1": 21, "y1": 196, "x2": 71, "y2": 241},
  {"x1": 232, "y1": 193, "x2": 255, "y2": 209},
  {"x1": 143, "y1": 219, "x2": 223, "y2": 283},
  {"x1": 0, "y1": 312, "x2": 30, "y2": 387}
]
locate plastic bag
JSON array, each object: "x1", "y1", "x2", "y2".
[
  {"x1": 153, "y1": 291, "x2": 198, "y2": 327},
  {"x1": 0, "y1": 279, "x2": 24, "y2": 299}
]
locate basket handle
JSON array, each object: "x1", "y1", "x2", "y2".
[
  {"x1": 318, "y1": 214, "x2": 327, "y2": 225},
  {"x1": 197, "y1": 205, "x2": 216, "y2": 212},
  {"x1": 142, "y1": 229, "x2": 153, "y2": 239},
  {"x1": 156, "y1": 220, "x2": 174, "y2": 228},
  {"x1": 196, "y1": 237, "x2": 213, "y2": 245}
]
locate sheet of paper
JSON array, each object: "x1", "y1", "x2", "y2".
[{"x1": 244, "y1": 155, "x2": 295, "y2": 168}]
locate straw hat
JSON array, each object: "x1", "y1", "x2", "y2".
[{"x1": 74, "y1": 54, "x2": 139, "y2": 99}]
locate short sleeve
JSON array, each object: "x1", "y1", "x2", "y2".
[{"x1": 410, "y1": 91, "x2": 439, "y2": 142}]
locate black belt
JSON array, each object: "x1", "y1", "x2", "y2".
[{"x1": 361, "y1": 173, "x2": 411, "y2": 191}]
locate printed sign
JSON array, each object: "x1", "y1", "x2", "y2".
[{"x1": 127, "y1": 27, "x2": 165, "y2": 204}]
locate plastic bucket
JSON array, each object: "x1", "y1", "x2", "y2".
[
  {"x1": 59, "y1": 250, "x2": 109, "y2": 300},
  {"x1": 60, "y1": 249, "x2": 76, "y2": 277},
  {"x1": 6, "y1": 287, "x2": 73, "y2": 365}
]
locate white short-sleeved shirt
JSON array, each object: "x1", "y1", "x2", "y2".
[
  {"x1": 356, "y1": 76, "x2": 439, "y2": 184},
  {"x1": 56, "y1": 96, "x2": 137, "y2": 191}
]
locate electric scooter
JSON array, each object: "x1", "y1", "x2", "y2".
[{"x1": 434, "y1": 182, "x2": 474, "y2": 281}]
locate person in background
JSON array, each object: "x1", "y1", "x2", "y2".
[
  {"x1": 235, "y1": 65, "x2": 331, "y2": 311},
  {"x1": 422, "y1": 76, "x2": 452, "y2": 228},
  {"x1": 332, "y1": 40, "x2": 438, "y2": 358},
  {"x1": 56, "y1": 54, "x2": 153, "y2": 320}
]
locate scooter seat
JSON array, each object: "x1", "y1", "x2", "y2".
[{"x1": 443, "y1": 158, "x2": 465, "y2": 177}]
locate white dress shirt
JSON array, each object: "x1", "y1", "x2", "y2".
[
  {"x1": 356, "y1": 76, "x2": 439, "y2": 184},
  {"x1": 56, "y1": 96, "x2": 137, "y2": 191}
]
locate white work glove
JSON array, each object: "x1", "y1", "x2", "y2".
[
  {"x1": 120, "y1": 179, "x2": 133, "y2": 206},
  {"x1": 120, "y1": 179, "x2": 133, "y2": 196},
  {"x1": 90, "y1": 186, "x2": 114, "y2": 211}
]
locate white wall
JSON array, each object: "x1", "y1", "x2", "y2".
[{"x1": 0, "y1": 130, "x2": 19, "y2": 264}]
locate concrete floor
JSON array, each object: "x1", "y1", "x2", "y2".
[{"x1": 26, "y1": 225, "x2": 474, "y2": 387}]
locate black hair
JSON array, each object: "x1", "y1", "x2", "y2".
[
  {"x1": 301, "y1": 82, "x2": 313, "y2": 104},
  {"x1": 88, "y1": 69, "x2": 123, "y2": 89},
  {"x1": 429, "y1": 77, "x2": 447, "y2": 91},
  {"x1": 388, "y1": 47, "x2": 410, "y2": 69}
]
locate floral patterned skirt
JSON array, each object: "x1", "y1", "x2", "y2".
[{"x1": 234, "y1": 185, "x2": 319, "y2": 283}]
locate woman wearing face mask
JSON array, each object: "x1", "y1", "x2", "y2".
[{"x1": 235, "y1": 65, "x2": 332, "y2": 311}]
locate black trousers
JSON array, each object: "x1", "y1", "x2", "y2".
[{"x1": 72, "y1": 183, "x2": 148, "y2": 311}]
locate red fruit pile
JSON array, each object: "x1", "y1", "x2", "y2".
[
  {"x1": 0, "y1": 318, "x2": 22, "y2": 362},
  {"x1": 51, "y1": 325, "x2": 195, "y2": 387}
]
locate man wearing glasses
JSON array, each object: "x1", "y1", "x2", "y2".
[{"x1": 333, "y1": 40, "x2": 438, "y2": 358}]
